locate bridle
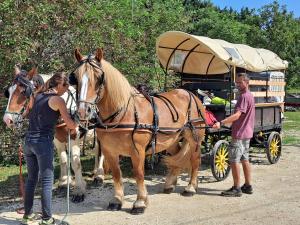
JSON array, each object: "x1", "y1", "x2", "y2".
[
  {"x1": 4, "y1": 74, "x2": 34, "y2": 137},
  {"x1": 69, "y1": 54, "x2": 106, "y2": 127},
  {"x1": 69, "y1": 54, "x2": 105, "y2": 103}
]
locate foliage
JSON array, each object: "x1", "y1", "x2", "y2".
[{"x1": 0, "y1": 0, "x2": 188, "y2": 90}]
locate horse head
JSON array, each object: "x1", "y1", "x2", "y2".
[
  {"x1": 3, "y1": 66, "x2": 41, "y2": 129},
  {"x1": 70, "y1": 48, "x2": 134, "y2": 124},
  {"x1": 70, "y1": 48, "x2": 106, "y2": 121}
]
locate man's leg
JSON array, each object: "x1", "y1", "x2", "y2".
[
  {"x1": 241, "y1": 160, "x2": 251, "y2": 185},
  {"x1": 240, "y1": 139, "x2": 253, "y2": 194},
  {"x1": 221, "y1": 140, "x2": 242, "y2": 197},
  {"x1": 231, "y1": 162, "x2": 240, "y2": 188}
]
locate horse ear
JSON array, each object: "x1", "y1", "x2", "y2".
[
  {"x1": 75, "y1": 48, "x2": 83, "y2": 62},
  {"x1": 14, "y1": 65, "x2": 21, "y2": 76},
  {"x1": 27, "y1": 67, "x2": 38, "y2": 80},
  {"x1": 95, "y1": 48, "x2": 103, "y2": 62}
]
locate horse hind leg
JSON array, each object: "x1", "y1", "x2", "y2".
[
  {"x1": 70, "y1": 140, "x2": 86, "y2": 203},
  {"x1": 182, "y1": 132, "x2": 202, "y2": 197},
  {"x1": 163, "y1": 142, "x2": 181, "y2": 194},
  {"x1": 164, "y1": 138, "x2": 199, "y2": 196}
]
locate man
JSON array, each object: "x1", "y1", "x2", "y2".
[{"x1": 213, "y1": 73, "x2": 255, "y2": 197}]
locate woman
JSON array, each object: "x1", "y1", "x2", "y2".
[{"x1": 21, "y1": 72, "x2": 78, "y2": 225}]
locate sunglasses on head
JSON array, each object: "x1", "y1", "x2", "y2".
[{"x1": 63, "y1": 82, "x2": 69, "y2": 87}]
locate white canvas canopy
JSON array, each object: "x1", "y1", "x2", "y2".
[{"x1": 156, "y1": 31, "x2": 288, "y2": 75}]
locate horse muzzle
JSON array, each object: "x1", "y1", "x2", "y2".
[{"x1": 3, "y1": 113, "x2": 14, "y2": 129}]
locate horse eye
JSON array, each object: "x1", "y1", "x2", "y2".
[{"x1": 4, "y1": 89, "x2": 10, "y2": 98}]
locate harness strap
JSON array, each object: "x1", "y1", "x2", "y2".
[
  {"x1": 90, "y1": 122, "x2": 209, "y2": 131},
  {"x1": 149, "y1": 96, "x2": 159, "y2": 168},
  {"x1": 103, "y1": 107, "x2": 123, "y2": 123},
  {"x1": 131, "y1": 104, "x2": 140, "y2": 154},
  {"x1": 154, "y1": 94, "x2": 179, "y2": 122}
]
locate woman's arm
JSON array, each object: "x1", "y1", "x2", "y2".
[{"x1": 48, "y1": 96, "x2": 78, "y2": 129}]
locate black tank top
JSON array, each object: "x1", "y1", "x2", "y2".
[{"x1": 27, "y1": 93, "x2": 60, "y2": 138}]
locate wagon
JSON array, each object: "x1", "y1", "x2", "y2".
[{"x1": 156, "y1": 31, "x2": 288, "y2": 181}]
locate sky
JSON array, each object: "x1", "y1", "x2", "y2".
[{"x1": 211, "y1": 0, "x2": 300, "y2": 18}]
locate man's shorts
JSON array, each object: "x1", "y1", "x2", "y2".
[{"x1": 229, "y1": 139, "x2": 250, "y2": 163}]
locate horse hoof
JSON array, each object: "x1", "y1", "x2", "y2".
[
  {"x1": 57, "y1": 186, "x2": 67, "y2": 191},
  {"x1": 71, "y1": 194, "x2": 85, "y2": 203},
  {"x1": 107, "y1": 203, "x2": 122, "y2": 211},
  {"x1": 181, "y1": 191, "x2": 194, "y2": 197},
  {"x1": 56, "y1": 187, "x2": 67, "y2": 197},
  {"x1": 93, "y1": 177, "x2": 104, "y2": 185},
  {"x1": 163, "y1": 188, "x2": 174, "y2": 194},
  {"x1": 130, "y1": 207, "x2": 145, "y2": 215}
]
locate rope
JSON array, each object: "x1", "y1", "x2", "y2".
[
  {"x1": 16, "y1": 144, "x2": 25, "y2": 214},
  {"x1": 59, "y1": 129, "x2": 71, "y2": 225},
  {"x1": 18, "y1": 144, "x2": 25, "y2": 201}
]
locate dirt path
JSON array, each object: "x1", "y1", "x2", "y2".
[{"x1": 1, "y1": 145, "x2": 300, "y2": 225}]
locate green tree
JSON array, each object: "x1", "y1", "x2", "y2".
[{"x1": 258, "y1": 1, "x2": 300, "y2": 87}]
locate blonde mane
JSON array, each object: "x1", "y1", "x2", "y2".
[
  {"x1": 77, "y1": 57, "x2": 134, "y2": 112},
  {"x1": 101, "y1": 60, "x2": 134, "y2": 112}
]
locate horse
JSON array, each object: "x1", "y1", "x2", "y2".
[
  {"x1": 2, "y1": 65, "x2": 107, "y2": 203},
  {"x1": 70, "y1": 48, "x2": 206, "y2": 214}
]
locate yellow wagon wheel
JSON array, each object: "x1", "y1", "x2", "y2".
[
  {"x1": 210, "y1": 140, "x2": 231, "y2": 181},
  {"x1": 266, "y1": 131, "x2": 282, "y2": 164}
]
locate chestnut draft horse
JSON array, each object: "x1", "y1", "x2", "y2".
[
  {"x1": 70, "y1": 48, "x2": 206, "y2": 214},
  {"x1": 3, "y1": 66, "x2": 106, "y2": 203}
]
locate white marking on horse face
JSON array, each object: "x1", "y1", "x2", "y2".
[
  {"x1": 3, "y1": 85, "x2": 17, "y2": 127},
  {"x1": 79, "y1": 73, "x2": 89, "y2": 109},
  {"x1": 5, "y1": 85, "x2": 16, "y2": 112}
]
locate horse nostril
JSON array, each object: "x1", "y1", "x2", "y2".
[{"x1": 8, "y1": 120, "x2": 12, "y2": 124}]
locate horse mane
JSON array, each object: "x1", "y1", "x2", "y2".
[{"x1": 101, "y1": 60, "x2": 134, "y2": 111}]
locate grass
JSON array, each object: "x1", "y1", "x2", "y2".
[
  {"x1": 283, "y1": 111, "x2": 300, "y2": 129},
  {"x1": 282, "y1": 111, "x2": 300, "y2": 145},
  {"x1": 286, "y1": 88, "x2": 300, "y2": 94}
]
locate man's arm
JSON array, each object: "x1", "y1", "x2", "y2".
[{"x1": 212, "y1": 110, "x2": 242, "y2": 129}]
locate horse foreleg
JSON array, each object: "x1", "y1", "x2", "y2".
[
  {"x1": 130, "y1": 150, "x2": 148, "y2": 214},
  {"x1": 54, "y1": 138, "x2": 71, "y2": 187},
  {"x1": 93, "y1": 140, "x2": 105, "y2": 185},
  {"x1": 105, "y1": 153, "x2": 123, "y2": 211},
  {"x1": 70, "y1": 140, "x2": 86, "y2": 203}
]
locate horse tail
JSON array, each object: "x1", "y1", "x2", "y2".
[{"x1": 163, "y1": 140, "x2": 192, "y2": 171}]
